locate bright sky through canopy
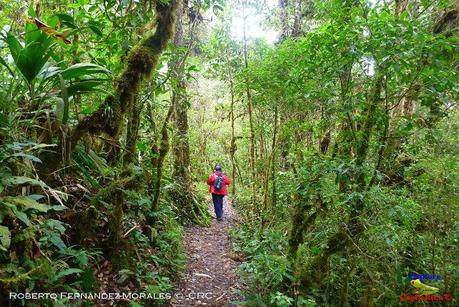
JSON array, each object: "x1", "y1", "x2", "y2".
[
  {"x1": 230, "y1": 0, "x2": 279, "y2": 43},
  {"x1": 229, "y1": 0, "x2": 378, "y2": 43}
]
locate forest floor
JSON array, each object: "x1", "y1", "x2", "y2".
[{"x1": 169, "y1": 198, "x2": 245, "y2": 306}]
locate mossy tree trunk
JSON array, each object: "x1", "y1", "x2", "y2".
[
  {"x1": 38, "y1": 0, "x2": 179, "y2": 176},
  {"x1": 279, "y1": 0, "x2": 289, "y2": 40},
  {"x1": 170, "y1": 0, "x2": 190, "y2": 183},
  {"x1": 124, "y1": 95, "x2": 143, "y2": 166},
  {"x1": 229, "y1": 79, "x2": 237, "y2": 197},
  {"x1": 151, "y1": 104, "x2": 173, "y2": 211},
  {"x1": 292, "y1": 0, "x2": 303, "y2": 36},
  {"x1": 169, "y1": 2, "x2": 211, "y2": 226},
  {"x1": 299, "y1": 73, "x2": 384, "y2": 292},
  {"x1": 54, "y1": 0, "x2": 179, "y2": 265},
  {"x1": 242, "y1": 11, "x2": 257, "y2": 212},
  {"x1": 261, "y1": 105, "x2": 278, "y2": 230}
]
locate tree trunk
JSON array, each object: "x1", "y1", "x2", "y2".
[
  {"x1": 124, "y1": 95, "x2": 143, "y2": 165},
  {"x1": 169, "y1": 1, "x2": 210, "y2": 226},
  {"x1": 151, "y1": 104, "x2": 173, "y2": 211},
  {"x1": 300, "y1": 73, "x2": 384, "y2": 291},
  {"x1": 171, "y1": 0, "x2": 192, "y2": 185},
  {"x1": 41, "y1": 0, "x2": 179, "y2": 177},
  {"x1": 261, "y1": 106, "x2": 278, "y2": 229},
  {"x1": 230, "y1": 79, "x2": 237, "y2": 196},
  {"x1": 70, "y1": 0, "x2": 178, "y2": 152},
  {"x1": 242, "y1": 12, "x2": 257, "y2": 208},
  {"x1": 279, "y1": 0, "x2": 289, "y2": 40},
  {"x1": 292, "y1": 0, "x2": 303, "y2": 36}
]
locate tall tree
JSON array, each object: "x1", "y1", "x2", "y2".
[
  {"x1": 171, "y1": 0, "x2": 192, "y2": 184},
  {"x1": 242, "y1": 4, "x2": 257, "y2": 209},
  {"x1": 169, "y1": 1, "x2": 211, "y2": 225}
]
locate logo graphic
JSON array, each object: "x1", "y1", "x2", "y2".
[
  {"x1": 410, "y1": 279, "x2": 439, "y2": 295},
  {"x1": 408, "y1": 272, "x2": 442, "y2": 281},
  {"x1": 399, "y1": 272, "x2": 452, "y2": 302}
]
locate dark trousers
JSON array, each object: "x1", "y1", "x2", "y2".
[{"x1": 212, "y1": 194, "x2": 224, "y2": 219}]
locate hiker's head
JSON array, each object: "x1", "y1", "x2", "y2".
[{"x1": 215, "y1": 165, "x2": 222, "y2": 172}]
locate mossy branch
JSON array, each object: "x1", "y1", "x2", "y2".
[
  {"x1": 67, "y1": 0, "x2": 179, "y2": 156},
  {"x1": 151, "y1": 104, "x2": 173, "y2": 210}
]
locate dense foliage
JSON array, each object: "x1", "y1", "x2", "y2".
[
  {"x1": 224, "y1": 0, "x2": 459, "y2": 306},
  {"x1": 0, "y1": 0, "x2": 457, "y2": 306}
]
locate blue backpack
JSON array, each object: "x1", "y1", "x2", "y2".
[{"x1": 214, "y1": 174, "x2": 223, "y2": 191}]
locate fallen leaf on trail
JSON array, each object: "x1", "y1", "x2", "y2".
[{"x1": 194, "y1": 272, "x2": 212, "y2": 278}]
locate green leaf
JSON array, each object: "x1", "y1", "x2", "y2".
[
  {"x1": 28, "y1": 194, "x2": 45, "y2": 200},
  {"x1": 66, "y1": 79, "x2": 109, "y2": 96},
  {"x1": 48, "y1": 16, "x2": 59, "y2": 28},
  {"x1": 5, "y1": 34, "x2": 21, "y2": 60},
  {"x1": 6, "y1": 27, "x2": 53, "y2": 83},
  {"x1": 2, "y1": 176, "x2": 46, "y2": 188},
  {"x1": 0, "y1": 113, "x2": 9, "y2": 129},
  {"x1": 4, "y1": 203, "x2": 31, "y2": 226},
  {"x1": 29, "y1": 143, "x2": 57, "y2": 151},
  {"x1": 54, "y1": 268, "x2": 83, "y2": 281},
  {"x1": 88, "y1": 24, "x2": 103, "y2": 37},
  {"x1": 54, "y1": 13, "x2": 76, "y2": 28},
  {"x1": 0, "y1": 56, "x2": 14, "y2": 76},
  {"x1": 5, "y1": 196, "x2": 51, "y2": 212},
  {"x1": 49, "y1": 233, "x2": 66, "y2": 250},
  {"x1": 46, "y1": 219, "x2": 66, "y2": 233},
  {"x1": 10, "y1": 152, "x2": 42, "y2": 163},
  {"x1": 51, "y1": 205, "x2": 67, "y2": 211},
  {"x1": 81, "y1": 268, "x2": 97, "y2": 291},
  {"x1": 61, "y1": 63, "x2": 111, "y2": 80},
  {"x1": 28, "y1": 7, "x2": 37, "y2": 18},
  {"x1": 0, "y1": 225, "x2": 11, "y2": 251}
]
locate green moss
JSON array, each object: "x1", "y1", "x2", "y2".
[{"x1": 64, "y1": 0, "x2": 178, "y2": 166}]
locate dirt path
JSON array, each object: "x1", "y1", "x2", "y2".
[{"x1": 169, "y1": 198, "x2": 245, "y2": 306}]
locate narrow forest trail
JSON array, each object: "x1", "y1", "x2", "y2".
[{"x1": 169, "y1": 198, "x2": 245, "y2": 306}]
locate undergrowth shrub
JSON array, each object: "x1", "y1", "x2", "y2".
[{"x1": 231, "y1": 114, "x2": 458, "y2": 306}]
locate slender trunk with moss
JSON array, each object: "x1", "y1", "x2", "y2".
[
  {"x1": 288, "y1": 174, "x2": 323, "y2": 257},
  {"x1": 151, "y1": 104, "x2": 173, "y2": 211},
  {"x1": 229, "y1": 79, "x2": 237, "y2": 196},
  {"x1": 300, "y1": 73, "x2": 384, "y2": 291},
  {"x1": 261, "y1": 106, "x2": 278, "y2": 230},
  {"x1": 124, "y1": 95, "x2": 143, "y2": 166},
  {"x1": 279, "y1": 0, "x2": 289, "y2": 40},
  {"x1": 147, "y1": 101, "x2": 159, "y2": 169},
  {"x1": 292, "y1": 0, "x2": 303, "y2": 36},
  {"x1": 169, "y1": 2, "x2": 210, "y2": 226},
  {"x1": 242, "y1": 12, "x2": 257, "y2": 209}
]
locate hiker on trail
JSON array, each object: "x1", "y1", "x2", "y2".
[{"x1": 207, "y1": 165, "x2": 231, "y2": 221}]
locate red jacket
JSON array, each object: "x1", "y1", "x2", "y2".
[{"x1": 207, "y1": 171, "x2": 231, "y2": 195}]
